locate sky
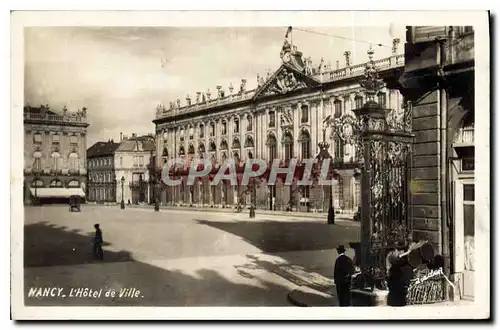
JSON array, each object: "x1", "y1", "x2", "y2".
[{"x1": 24, "y1": 25, "x2": 406, "y2": 147}]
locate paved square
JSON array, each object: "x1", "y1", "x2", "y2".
[{"x1": 24, "y1": 205, "x2": 359, "y2": 306}]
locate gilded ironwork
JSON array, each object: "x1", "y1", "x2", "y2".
[{"x1": 323, "y1": 47, "x2": 415, "y2": 291}]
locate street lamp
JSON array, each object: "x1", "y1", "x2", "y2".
[
  {"x1": 249, "y1": 180, "x2": 256, "y2": 218},
  {"x1": 120, "y1": 176, "x2": 125, "y2": 209},
  {"x1": 316, "y1": 126, "x2": 334, "y2": 208}
]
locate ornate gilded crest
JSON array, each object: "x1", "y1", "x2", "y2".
[{"x1": 263, "y1": 68, "x2": 308, "y2": 96}]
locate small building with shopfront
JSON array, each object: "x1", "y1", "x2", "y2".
[{"x1": 23, "y1": 105, "x2": 89, "y2": 204}]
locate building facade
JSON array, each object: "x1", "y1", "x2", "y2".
[
  {"x1": 87, "y1": 140, "x2": 120, "y2": 203},
  {"x1": 23, "y1": 105, "x2": 89, "y2": 204},
  {"x1": 153, "y1": 37, "x2": 405, "y2": 213},
  {"x1": 399, "y1": 26, "x2": 475, "y2": 300},
  {"x1": 114, "y1": 133, "x2": 155, "y2": 205}
]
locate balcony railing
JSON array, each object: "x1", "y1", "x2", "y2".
[
  {"x1": 454, "y1": 127, "x2": 474, "y2": 146},
  {"x1": 155, "y1": 53, "x2": 405, "y2": 121},
  {"x1": 322, "y1": 54, "x2": 405, "y2": 83},
  {"x1": 24, "y1": 112, "x2": 87, "y2": 124}
]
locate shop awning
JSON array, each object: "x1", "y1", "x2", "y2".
[{"x1": 29, "y1": 188, "x2": 85, "y2": 198}]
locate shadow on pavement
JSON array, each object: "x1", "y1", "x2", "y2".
[
  {"x1": 195, "y1": 219, "x2": 359, "y2": 253},
  {"x1": 24, "y1": 221, "x2": 133, "y2": 267},
  {"x1": 24, "y1": 221, "x2": 295, "y2": 306}
]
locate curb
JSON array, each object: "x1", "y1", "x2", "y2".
[
  {"x1": 128, "y1": 206, "x2": 360, "y2": 226},
  {"x1": 113, "y1": 204, "x2": 359, "y2": 222},
  {"x1": 287, "y1": 286, "x2": 336, "y2": 307}
]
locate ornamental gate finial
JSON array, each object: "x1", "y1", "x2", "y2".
[{"x1": 359, "y1": 46, "x2": 386, "y2": 104}]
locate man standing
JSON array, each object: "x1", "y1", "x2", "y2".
[
  {"x1": 93, "y1": 223, "x2": 104, "y2": 260},
  {"x1": 334, "y1": 245, "x2": 354, "y2": 306}
]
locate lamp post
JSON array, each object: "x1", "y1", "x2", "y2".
[
  {"x1": 316, "y1": 126, "x2": 333, "y2": 210},
  {"x1": 149, "y1": 137, "x2": 160, "y2": 212},
  {"x1": 249, "y1": 179, "x2": 256, "y2": 218},
  {"x1": 120, "y1": 176, "x2": 125, "y2": 209}
]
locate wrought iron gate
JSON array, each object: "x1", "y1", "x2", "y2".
[{"x1": 327, "y1": 47, "x2": 415, "y2": 289}]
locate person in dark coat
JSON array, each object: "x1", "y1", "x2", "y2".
[
  {"x1": 334, "y1": 245, "x2": 354, "y2": 306},
  {"x1": 387, "y1": 241, "x2": 414, "y2": 306},
  {"x1": 93, "y1": 223, "x2": 104, "y2": 260},
  {"x1": 327, "y1": 204, "x2": 335, "y2": 225}
]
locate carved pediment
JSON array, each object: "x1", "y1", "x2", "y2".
[{"x1": 253, "y1": 65, "x2": 320, "y2": 100}]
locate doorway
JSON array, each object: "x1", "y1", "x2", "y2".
[
  {"x1": 454, "y1": 179, "x2": 475, "y2": 300},
  {"x1": 269, "y1": 185, "x2": 276, "y2": 210}
]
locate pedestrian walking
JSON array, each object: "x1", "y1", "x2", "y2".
[
  {"x1": 334, "y1": 245, "x2": 354, "y2": 306},
  {"x1": 327, "y1": 203, "x2": 335, "y2": 225},
  {"x1": 93, "y1": 223, "x2": 104, "y2": 260},
  {"x1": 387, "y1": 241, "x2": 414, "y2": 306}
]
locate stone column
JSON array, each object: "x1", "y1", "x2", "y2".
[
  {"x1": 310, "y1": 101, "x2": 318, "y2": 159},
  {"x1": 293, "y1": 103, "x2": 300, "y2": 158}
]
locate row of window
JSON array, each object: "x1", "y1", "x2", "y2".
[
  {"x1": 31, "y1": 179, "x2": 80, "y2": 188},
  {"x1": 89, "y1": 172, "x2": 115, "y2": 183},
  {"x1": 89, "y1": 157, "x2": 113, "y2": 168},
  {"x1": 88, "y1": 188, "x2": 115, "y2": 201},
  {"x1": 133, "y1": 156, "x2": 145, "y2": 167},
  {"x1": 165, "y1": 94, "x2": 387, "y2": 144},
  {"x1": 176, "y1": 116, "x2": 252, "y2": 142},
  {"x1": 32, "y1": 152, "x2": 80, "y2": 171},
  {"x1": 32, "y1": 133, "x2": 79, "y2": 145}
]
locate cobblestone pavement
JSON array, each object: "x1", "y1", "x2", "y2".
[{"x1": 23, "y1": 205, "x2": 359, "y2": 306}]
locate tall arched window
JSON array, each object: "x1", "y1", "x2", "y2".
[
  {"x1": 267, "y1": 134, "x2": 277, "y2": 161},
  {"x1": 32, "y1": 151, "x2": 42, "y2": 171},
  {"x1": 198, "y1": 143, "x2": 206, "y2": 156},
  {"x1": 199, "y1": 124, "x2": 205, "y2": 138},
  {"x1": 233, "y1": 151, "x2": 240, "y2": 163},
  {"x1": 377, "y1": 92, "x2": 387, "y2": 108},
  {"x1": 209, "y1": 141, "x2": 217, "y2": 152},
  {"x1": 334, "y1": 138, "x2": 344, "y2": 161},
  {"x1": 244, "y1": 136, "x2": 254, "y2": 148},
  {"x1": 179, "y1": 146, "x2": 185, "y2": 156},
  {"x1": 210, "y1": 123, "x2": 215, "y2": 137},
  {"x1": 283, "y1": 131, "x2": 294, "y2": 161},
  {"x1": 68, "y1": 180, "x2": 80, "y2": 187},
  {"x1": 301, "y1": 105, "x2": 309, "y2": 123},
  {"x1": 246, "y1": 115, "x2": 253, "y2": 131},
  {"x1": 220, "y1": 139, "x2": 228, "y2": 150},
  {"x1": 334, "y1": 99, "x2": 342, "y2": 118},
  {"x1": 189, "y1": 125, "x2": 194, "y2": 140},
  {"x1": 332, "y1": 177, "x2": 344, "y2": 208},
  {"x1": 269, "y1": 111, "x2": 276, "y2": 128},
  {"x1": 32, "y1": 179, "x2": 44, "y2": 188},
  {"x1": 299, "y1": 130, "x2": 311, "y2": 159},
  {"x1": 51, "y1": 152, "x2": 61, "y2": 171},
  {"x1": 49, "y1": 179, "x2": 63, "y2": 188},
  {"x1": 221, "y1": 121, "x2": 227, "y2": 135},
  {"x1": 68, "y1": 152, "x2": 79, "y2": 172},
  {"x1": 232, "y1": 137, "x2": 240, "y2": 149},
  {"x1": 355, "y1": 95, "x2": 364, "y2": 109},
  {"x1": 188, "y1": 144, "x2": 195, "y2": 155}
]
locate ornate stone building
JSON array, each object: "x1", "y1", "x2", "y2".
[
  {"x1": 87, "y1": 139, "x2": 120, "y2": 203},
  {"x1": 23, "y1": 105, "x2": 89, "y2": 204},
  {"x1": 400, "y1": 26, "x2": 475, "y2": 300},
  {"x1": 114, "y1": 133, "x2": 156, "y2": 205},
  {"x1": 153, "y1": 37, "x2": 405, "y2": 213}
]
